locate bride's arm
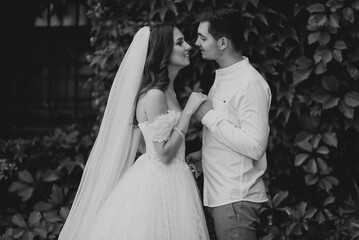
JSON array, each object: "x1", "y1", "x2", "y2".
[{"x1": 144, "y1": 89, "x2": 205, "y2": 164}]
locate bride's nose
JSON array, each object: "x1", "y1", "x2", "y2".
[{"x1": 185, "y1": 42, "x2": 192, "y2": 51}]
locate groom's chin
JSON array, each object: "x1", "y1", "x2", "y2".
[{"x1": 200, "y1": 53, "x2": 209, "y2": 60}]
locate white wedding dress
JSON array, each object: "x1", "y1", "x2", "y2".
[{"x1": 87, "y1": 110, "x2": 209, "y2": 240}]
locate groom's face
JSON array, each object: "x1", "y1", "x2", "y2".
[{"x1": 195, "y1": 22, "x2": 221, "y2": 60}]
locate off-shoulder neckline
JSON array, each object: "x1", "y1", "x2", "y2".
[{"x1": 138, "y1": 109, "x2": 181, "y2": 126}]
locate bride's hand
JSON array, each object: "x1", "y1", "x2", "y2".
[{"x1": 183, "y1": 92, "x2": 208, "y2": 116}]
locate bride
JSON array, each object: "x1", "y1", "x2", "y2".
[{"x1": 58, "y1": 23, "x2": 210, "y2": 240}]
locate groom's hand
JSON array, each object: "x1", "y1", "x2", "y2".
[
  {"x1": 194, "y1": 101, "x2": 213, "y2": 122},
  {"x1": 186, "y1": 150, "x2": 202, "y2": 164}
]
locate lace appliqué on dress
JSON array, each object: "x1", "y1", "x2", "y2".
[{"x1": 145, "y1": 110, "x2": 180, "y2": 142}]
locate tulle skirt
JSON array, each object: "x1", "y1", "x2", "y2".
[{"x1": 87, "y1": 154, "x2": 209, "y2": 240}]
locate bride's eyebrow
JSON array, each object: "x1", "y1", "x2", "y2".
[{"x1": 176, "y1": 37, "x2": 184, "y2": 42}]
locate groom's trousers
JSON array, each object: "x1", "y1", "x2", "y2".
[{"x1": 208, "y1": 201, "x2": 262, "y2": 240}]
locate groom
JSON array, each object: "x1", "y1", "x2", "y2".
[{"x1": 187, "y1": 8, "x2": 272, "y2": 240}]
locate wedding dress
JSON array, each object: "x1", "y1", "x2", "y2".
[{"x1": 87, "y1": 110, "x2": 209, "y2": 240}]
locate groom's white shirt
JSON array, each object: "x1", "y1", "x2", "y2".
[{"x1": 201, "y1": 57, "x2": 271, "y2": 207}]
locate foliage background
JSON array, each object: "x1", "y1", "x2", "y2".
[{"x1": 1, "y1": 0, "x2": 359, "y2": 239}]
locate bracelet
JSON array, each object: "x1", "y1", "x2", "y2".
[{"x1": 173, "y1": 127, "x2": 186, "y2": 141}]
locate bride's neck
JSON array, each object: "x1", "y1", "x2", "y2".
[{"x1": 167, "y1": 67, "x2": 178, "y2": 94}]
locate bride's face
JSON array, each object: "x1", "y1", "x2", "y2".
[{"x1": 169, "y1": 27, "x2": 191, "y2": 67}]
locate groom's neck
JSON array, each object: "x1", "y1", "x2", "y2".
[{"x1": 216, "y1": 51, "x2": 244, "y2": 69}]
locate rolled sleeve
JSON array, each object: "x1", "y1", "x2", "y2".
[{"x1": 201, "y1": 110, "x2": 226, "y2": 132}]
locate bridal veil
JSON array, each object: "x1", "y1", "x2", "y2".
[{"x1": 58, "y1": 26, "x2": 150, "y2": 240}]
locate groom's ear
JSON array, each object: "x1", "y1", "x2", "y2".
[{"x1": 218, "y1": 37, "x2": 229, "y2": 50}]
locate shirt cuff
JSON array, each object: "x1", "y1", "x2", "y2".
[{"x1": 201, "y1": 110, "x2": 226, "y2": 132}]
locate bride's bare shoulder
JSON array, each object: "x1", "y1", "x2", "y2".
[{"x1": 137, "y1": 89, "x2": 168, "y2": 122}]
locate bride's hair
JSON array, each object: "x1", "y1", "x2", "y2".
[{"x1": 137, "y1": 23, "x2": 174, "y2": 98}]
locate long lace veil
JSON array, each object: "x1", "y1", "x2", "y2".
[{"x1": 58, "y1": 26, "x2": 150, "y2": 240}]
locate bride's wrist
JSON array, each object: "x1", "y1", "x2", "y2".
[{"x1": 181, "y1": 110, "x2": 192, "y2": 119}]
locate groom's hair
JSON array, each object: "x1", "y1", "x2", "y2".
[{"x1": 197, "y1": 8, "x2": 243, "y2": 52}]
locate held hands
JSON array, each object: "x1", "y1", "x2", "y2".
[
  {"x1": 185, "y1": 150, "x2": 202, "y2": 164},
  {"x1": 194, "y1": 101, "x2": 213, "y2": 122},
  {"x1": 186, "y1": 150, "x2": 203, "y2": 178},
  {"x1": 183, "y1": 92, "x2": 208, "y2": 116}
]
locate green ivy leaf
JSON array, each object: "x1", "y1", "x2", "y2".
[
  {"x1": 275, "y1": 105, "x2": 291, "y2": 124},
  {"x1": 312, "y1": 90, "x2": 338, "y2": 107},
  {"x1": 332, "y1": 49, "x2": 343, "y2": 62},
  {"x1": 184, "y1": 0, "x2": 194, "y2": 11},
  {"x1": 41, "y1": 170, "x2": 58, "y2": 182},
  {"x1": 343, "y1": 7, "x2": 354, "y2": 23},
  {"x1": 353, "y1": 1, "x2": 359, "y2": 11},
  {"x1": 256, "y1": 13, "x2": 268, "y2": 25},
  {"x1": 304, "y1": 207, "x2": 317, "y2": 219},
  {"x1": 165, "y1": 1, "x2": 178, "y2": 16},
  {"x1": 28, "y1": 212, "x2": 41, "y2": 228},
  {"x1": 59, "y1": 207, "x2": 70, "y2": 219},
  {"x1": 323, "y1": 195, "x2": 335, "y2": 206},
  {"x1": 305, "y1": 174, "x2": 319, "y2": 185},
  {"x1": 316, "y1": 157, "x2": 329, "y2": 173},
  {"x1": 323, "y1": 96, "x2": 340, "y2": 109},
  {"x1": 9, "y1": 182, "x2": 34, "y2": 201},
  {"x1": 326, "y1": 0, "x2": 343, "y2": 12},
  {"x1": 18, "y1": 171, "x2": 35, "y2": 184},
  {"x1": 49, "y1": 185, "x2": 64, "y2": 206},
  {"x1": 329, "y1": 14, "x2": 340, "y2": 28},
  {"x1": 307, "y1": 3, "x2": 326, "y2": 13},
  {"x1": 314, "y1": 51, "x2": 322, "y2": 63},
  {"x1": 316, "y1": 210, "x2": 325, "y2": 223},
  {"x1": 307, "y1": 14, "x2": 327, "y2": 30},
  {"x1": 321, "y1": 75, "x2": 338, "y2": 91},
  {"x1": 298, "y1": 202, "x2": 307, "y2": 217},
  {"x1": 322, "y1": 132, "x2": 338, "y2": 147},
  {"x1": 272, "y1": 191, "x2": 289, "y2": 208},
  {"x1": 315, "y1": 62, "x2": 327, "y2": 74},
  {"x1": 344, "y1": 91, "x2": 359, "y2": 107},
  {"x1": 308, "y1": 31, "x2": 320, "y2": 44},
  {"x1": 295, "y1": 153, "x2": 309, "y2": 166},
  {"x1": 310, "y1": 134, "x2": 321, "y2": 149},
  {"x1": 13, "y1": 228, "x2": 25, "y2": 238},
  {"x1": 12, "y1": 214, "x2": 27, "y2": 228},
  {"x1": 317, "y1": 146, "x2": 330, "y2": 155},
  {"x1": 322, "y1": 50, "x2": 332, "y2": 65},
  {"x1": 318, "y1": 32, "x2": 330, "y2": 45},
  {"x1": 347, "y1": 65, "x2": 359, "y2": 80},
  {"x1": 319, "y1": 177, "x2": 337, "y2": 191},
  {"x1": 34, "y1": 201, "x2": 53, "y2": 211},
  {"x1": 295, "y1": 56, "x2": 313, "y2": 69},
  {"x1": 295, "y1": 132, "x2": 313, "y2": 151},
  {"x1": 334, "y1": 41, "x2": 347, "y2": 49},
  {"x1": 303, "y1": 158, "x2": 318, "y2": 174},
  {"x1": 293, "y1": 68, "x2": 313, "y2": 85},
  {"x1": 23, "y1": 232, "x2": 34, "y2": 240},
  {"x1": 43, "y1": 212, "x2": 63, "y2": 223},
  {"x1": 159, "y1": 7, "x2": 168, "y2": 21},
  {"x1": 326, "y1": 176, "x2": 339, "y2": 186},
  {"x1": 32, "y1": 227, "x2": 47, "y2": 238},
  {"x1": 339, "y1": 100, "x2": 355, "y2": 118}
]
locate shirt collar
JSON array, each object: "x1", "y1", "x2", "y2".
[{"x1": 215, "y1": 56, "x2": 249, "y2": 80}]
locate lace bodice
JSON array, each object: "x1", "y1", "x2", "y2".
[{"x1": 138, "y1": 110, "x2": 185, "y2": 163}]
